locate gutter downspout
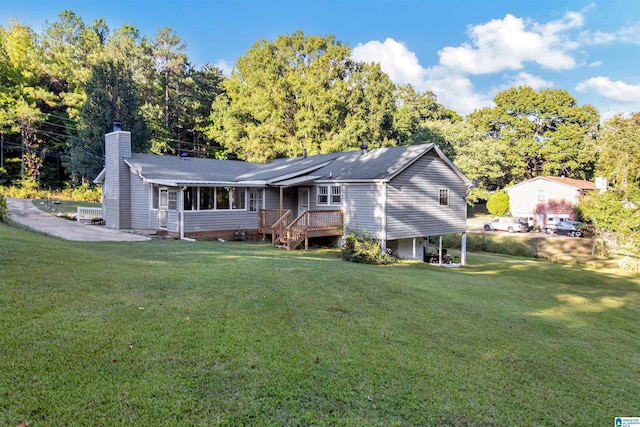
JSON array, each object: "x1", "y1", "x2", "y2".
[
  {"x1": 180, "y1": 186, "x2": 186, "y2": 240},
  {"x1": 381, "y1": 182, "x2": 387, "y2": 253}
]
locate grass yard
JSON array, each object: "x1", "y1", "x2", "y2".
[
  {"x1": 0, "y1": 224, "x2": 638, "y2": 426},
  {"x1": 32, "y1": 199, "x2": 100, "y2": 217}
]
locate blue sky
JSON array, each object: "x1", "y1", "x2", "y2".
[{"x1": 1, "y1": 0, "x2": 639, "y2": 119}]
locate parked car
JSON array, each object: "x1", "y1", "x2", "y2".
[
  {"x1": 545, "y1": 220, "x2": 589, "y2": 237},
  {"x1": 483, "y1": 217, "x2": 529, "y2": 233}
]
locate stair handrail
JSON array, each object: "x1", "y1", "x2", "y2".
[
  {"x1": 283, "y1": 210, "x2": 309, "y2": 250},
  {"x1": 271, "y1": 210, "x2": 292, "y2": 246}
]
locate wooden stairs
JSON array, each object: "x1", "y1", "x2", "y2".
[{"x1": 259, "y1": 209, "x2": 343, "y2": 250}]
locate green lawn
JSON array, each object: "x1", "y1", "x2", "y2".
[
  {"x1": 0, "y1": 223, "x2": 638, "y2": 426},
  {"x1": 32, "y1": 199, "x2": 100, "y2": 216}
]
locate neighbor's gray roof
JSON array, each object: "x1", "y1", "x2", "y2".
[
  {"x1": 106, "y1": 143, "x2": 470, "y2": 187},
  {"x1": 506, "y1": 176, "x2": 598, "y2": 191}
]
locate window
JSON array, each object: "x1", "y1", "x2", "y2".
[
  {"x1": 439, "y1": 189, "x2": 449, "y2": 206},
  {"x1": 177, "y1": 187, "x2": 250, "y2": 211},
  {"x1": 152, "y1": 185, "x2": 159, "y2": 209},
  {"x1": 331, "y1": 186, "x2": 341, "y2": 204},
  {"x1": 248, "y1": 189, "x2": 263, "y2": 212},
  {"x1": 183, "y1": 187, "x2": 197, "y2": 211},
  {"x1": 168, "y1": 190, "x2": 178, "y2": 210},
  {"x1": 317, "y1": 186, "x2": 328, "y2": 205},
  {"x1": 200, "y1": 187, "x2": 215, "y2": 210},
  {"x1": 538, "y1": 190, "x2": 546, "y2": 202},
  {"x1": 317, "y1": 185, "x2": 341, "y2": 205},
  {"x1": 216, "y1": 187, "x2": 230, "y2": 209},
  {"x1": 231, "y1": 188, "x2": 246, "y2": 210}
]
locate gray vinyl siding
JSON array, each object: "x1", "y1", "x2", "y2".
[
  {"x1": 264, "y1": 188, "x2": 280, "y2": 210},
  {"x1": 130, "y1": 175, "x2": 150, "y2": 229},
  {"x1": 341, "y1": 183, "x2": 384, "y2": 239},
  {"x1": 386, "y1": 151, "x2": 467, "y2": 239},
  {"x1": 166, "y1": 211, "x2": 179, "y2": 232},
  {"x1": 183, "y1": 210, "x2": 259, "y2": 232},
  {"x1": 104, "y1": 132, "x2": 131, "y2": 229},
  {"x1": 264, "y1": 187, "x2": 296, "y2": 211}
]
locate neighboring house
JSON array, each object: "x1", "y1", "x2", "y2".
[
  {"x1": 95, "y1": 129, "x2": 471, "y2": 262},
  {"x1": 506, "y1": 176, "x2": 606, "y2": 228}
]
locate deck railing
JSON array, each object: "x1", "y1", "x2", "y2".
[
  {"x1": 258, "y1": 209, "x2": 289, "y2": 236},
  {"x1": 259, "y1": 209, "x2": 343, "y2": 250}
]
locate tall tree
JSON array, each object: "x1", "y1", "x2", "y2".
[
  {"x1": 152, "y1": 27, "x2": 187, "y2": 130},
  {"x1": 72, "y1": 59, "x2": 150, "y2": 183},
  {"x1": 595, "y1": 113, "x2": 640, "y2": 192},
  {"x1": 467, "y1": 86, "x2": 599, "y2": 186},
  {"x1": 208, "y1": 31, "x2": 398, "y2": 162},
  {"x1": 421, "y1": 120, "x2": 507, "y2": 204},
  {"x1": 393, "y1": 84, "x2": 459, "y2": 147},
  {"x1": 39, "y1": 11, "x2": 107, "y2": 115},
  {"x1": 176, "y1": 63, "x2": 225, "y2": 156},
  {"x1": 0, "y1": 20, "x2": 57, "y2": 182}
]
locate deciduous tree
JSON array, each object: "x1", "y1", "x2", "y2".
[
  {"x1": 208, "y1": 31, "x2": 397, "y2": 162},
  {"x1": 467, "y1": 86, "x2": 599, "y2": 186}
]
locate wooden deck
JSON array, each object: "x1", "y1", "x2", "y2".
[{"x1": 258, "y1": 209, "x2": 343, "y2": 250}]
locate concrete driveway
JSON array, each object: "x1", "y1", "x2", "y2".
[{"x1": 5, "y1": 198, "x2": 151, "y2": 242}]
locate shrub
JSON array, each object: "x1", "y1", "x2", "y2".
[
  {"x1": 0, "y1": 192, "x2": 6, "y2": 222},
  {"x1": 0, "y1": 182, "x2": 102, "y2": 203},
  {"x1": 486, "y1": 190, "x2": 510, "y2": 216},
  {"x1": 68, "y1": 184, "x2": 102, "y2": 202},
  {"x1": 340, "y1": 229, "x2": 397, "y2": 265}
]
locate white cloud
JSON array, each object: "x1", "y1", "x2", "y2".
[
  {"x1": 426, "y1": 69, "x2": 494, "y2": 115},
  {"x1": 504, "y1": 72, "x2": 554, "y2": 90},
  {"x1": 215, "y1": 59, "x2": 233, "y2": 77},
  {"x1": 438, "y1": 12, "x2": 581, "y2": 74},
  {"x1": 579, "y1": 21, "x2": 640, "y2": 45},
  {"x1": 351, "y1": 39, "x2": 493, "y2": 115},
  {"x1": 579, "y1": 30, "x2": 617, "y2": 45},
  {"x1": 575, "y1": 77, "x2": 640, "y2": 103},
  {"x1": 618, "y1": 21, "x2": 640, "y2": 44},
  {"x1": 349, "y1": 8, "x2": 639, "y2": 117},
  {"x1": 351, "y1": 38, "x2": 426, "y2": 88}
]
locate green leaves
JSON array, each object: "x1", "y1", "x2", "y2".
[
  {"x1": 208, "y1": 32, "x2": 398, "y2": 161},
  {"x1": 468, "y1": 86, "x2": 600, "y2": 185}
]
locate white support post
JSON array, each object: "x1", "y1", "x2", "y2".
[
  {"x1": 461, "y1": 232, "x2": 467, "y2": 266},
  {"x1": 412, "y1": 237, "x2": 417, "y2": 260}
]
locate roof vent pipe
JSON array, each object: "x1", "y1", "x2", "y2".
[
  {"x1": 360, "y1": 143, "x2": 368, "y2": 153},
  {"x1": 113, "y1": 121, "x2": 122, "y2": 132},
  {"x1": 303, "y1": 148, "x2": 307, "y2": 158}
]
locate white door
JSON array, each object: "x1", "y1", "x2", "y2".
[
  {"x1": 298, "y1": 187, "x2": 310, "y2": 216},
  {"x1": 159, "y1": 188, "x2": 168, "y2": 228}
]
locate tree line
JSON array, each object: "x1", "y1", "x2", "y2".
[{"x1": 0, "y1": 11, "x2": 638, "y2": 247}]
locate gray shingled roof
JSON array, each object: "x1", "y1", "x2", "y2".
[
  {"x1": 311, "y1": 144, "x2": 434, "y2": 181},
  {"x1": 116, "y1": 143, "x2": 469, "y2": 187},
  {"x1": 125, "y1": 152, "x2": 339, "y2": 185}
]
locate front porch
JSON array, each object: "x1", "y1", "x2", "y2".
[{"x1": 258, "y1": 209, "x2": 343, "y2": 250}]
